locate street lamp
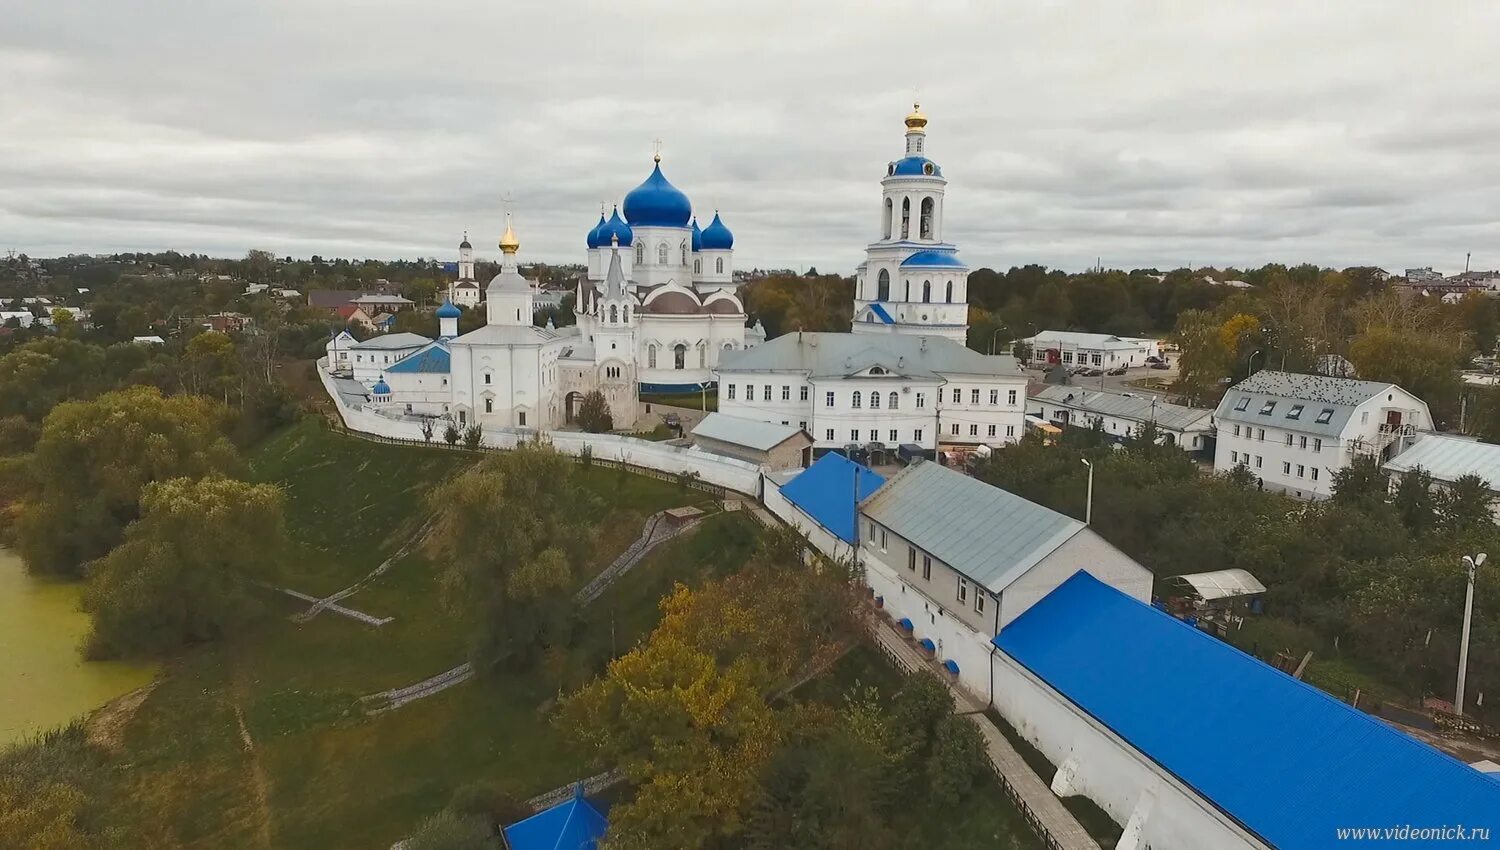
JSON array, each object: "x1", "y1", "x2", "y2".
[
  {"x1": 1080, "y1": 458, "x2": 1094, "y2": 525},
  {"x1": 990, "y1": 326, "x2": 1008, "y2": 356},
  {"x1": 1247, "y1": 349, "x2": 1263, "y2": 375},
  {"x1": 1457, "y1": 552, "x2": 1486, "y2": 716}
]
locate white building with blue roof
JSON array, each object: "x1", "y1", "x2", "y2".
[{"x1": 851, "y1": 104, "x2": 972, "y2": 343}]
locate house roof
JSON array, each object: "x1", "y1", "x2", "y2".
[
  {"x1": 1385, "y1": 433, "x2": 1500, "y2": 490},
  {"x1": 859, "y1": 460, "x2": 1086, "y2": 594},
  {"x1": 350, "y1": 294, "x2": 414, "y2": 305},
  {"x1": 996, "y1": 572, "x2": 1500, "y2": 849},
  {"x1": 349, "y1": 332, "x2": 430, "y2": 351},
  {"x1": 307, "y1": 289, "x2": 364, "y2": 309},
  {"x1": 1214, "y1": 370, "x2": 1402, "y2": 438},
  {"x1": 718, "y1": 332, "x2": 1022, "y2": 380},
  {"x1": 1166, "y1": 568, "x2": 1266, "y2": 601},
  {"x1": 1032, "y1": 385, "x2": 1215, "y2": 433},
  {"x1": 502, "y1": 787, "x2": 608, "y2": 850},
  {"x1": 692, "y1": 413, "x2": 807, "y2": 452},
  {"x1": 385, "y1": 341, "x2": 451, "y2": 374},
  {"x1": 1024, "y1": 331, "x2": 1154, "y2": 351},
  {"x1": 779, "y1": 453, "x2": 885, "y2": 545}
]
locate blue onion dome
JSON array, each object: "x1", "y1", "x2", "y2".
[
  {"x1": 888, "y1": 156, "x2": 943, "y2": 177},
  {"x1": 596, "y1": 206, "x2": 634, "y2": 247},
  {"x1": 585, "y1": 213, "x2": 607, "y2": 249},
  {"x1": 622, "y1": 160, "x2": 692, "y2": 227},
  {"x1": 690, "y1": 218, "x2": 703, "y2": 252},
  {"x1": 700, "y1": 211, "x2": 734, "y2": 250},
  {"x1": 436, "y1": 299, "x2": 462, "y2": 319},
  {"x1": 371, "y1": 376, "x2": 391, "y2": 395}
]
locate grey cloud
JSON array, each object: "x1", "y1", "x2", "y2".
[{"x1": 3, "y1": 1, "x2": 1500, "y2": 274}]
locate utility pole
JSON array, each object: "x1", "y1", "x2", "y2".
[
  {"x1": 1457, "y1": 553, "x2": 1486, "y2": 716},
  {"x1": 1081, "y1": 458, "x2": 1094, "y2": 525}
]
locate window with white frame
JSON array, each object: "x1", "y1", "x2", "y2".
[
  {"x1": 1006, "y1": 425, "x2": 1015, "y2": 437},
  {"x1": 727, "y1": 385, "x2": 736, "y2": 400},
  {"x1": 869, "y1": 429, "x2": 878, "y2": 441},
  {"x1": 782, "y1": 385, "x2": 790, "y2": 401},
  {"x1": 975, "y1": 592, "x2": 986, "y2": 614},
  {"x1": 801, "y1": 386, "x2": 809, "y2": 401},
  {"x1": 1283, "y1": 461, "x2": 1291, "y2": 474},
  {"x1": 851, "y1": 429, "x2": 859, "y2": 440},
  {"x1": 889, "y1": 429, "x2": 898, "y2": 442},
  {"x1": 826, "y1": 429, "x2": 834, "y2": 440},
  {"x1": 957, "y1": 578, "x2": 968, "y2": 604},
  {"x1": 852, "y1": 391, "x2": 862, "y2": 408},
  {"x1": 762, "y1": 385, "x2": 771, "y2": 401},
  {"x1": 914, "y1": 428, "x2": 923, "y2": 442},
  {"x1": 971, "y1": 389, "x2": 980, "y2": 404},
  {"x1": 1313, "y1": 438, "x2": 1322, "y2": 452},
  {"x1": 870, "y1": 392, "x2": 881, "y2": 409},
  {"x1": 826, "y1": 391, "x2": 835, "y2": 407},
  {"x1": 908, "y1": 547, "x2": 916, "y2": 571},
  {"x1": 916, "y1": 393, "x2": 925, "y2": 409},
  {"x1": 952, "y1": 388, "x2": 962, "y2": 403},
  {"x1": 880, "y1": 529, "x2": 887, "y2": 551},
  {"x1": 1234, "y1": 397, "x2": 1250, "y2": 411},
  {"x1": 922, "y1": 555, "x2": 932, "y2": 580},
  {"x1": 889, "y1": 392, "x2": 899, "y2": 409},
  {"x1": 950, "y1": 423, "x2": 959, "y2": 435},
  {"x1": 988, "y1": 425, "x2": 997, "y2": 437},
  {"x1": 990, "y1": 389, "x2": 999, "y2": 405},
  {"x1": 747, "y1": 384, "x2": 754, "y2": 400},
  {"x1": 1008, "y1": 390, "x2": 1017, "y2": 405},
  {"x1": 969, "y1": 424, "x2": 978, "y2": 436}
]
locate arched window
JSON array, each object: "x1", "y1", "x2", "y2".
[
  {"x1": 883, "y1": 198, "x2": 893, "y2": 239},
  {"x1": 852, "y1": 391, "x2": 862, "y2": 408},
  {"x1": 648, "y1": 344, "x2": 657, "y2": 368},
  {"x1": 922, "y1": 280, "x2": 931, "y2": 303},
  {"x1": 723, "y1": 341, "x2": 733, "y2": 350},
  {"x1": 623, "y1": 306, "x2": 630, "y2": 322},
  {"x1": 876, "y1": 269, "x2": 890, "y2": 301},
  {"x1": 609, "y1": 305, "x2": 618, "y2": 323},
  {"x1": 870, "y1": 391, "x2": 881, "y2": 409},
  {"x1": 694, "y1": 258, "x2": 701, "y2": 274},
  {"x1": 635, "y1": 242, "x2": 645, "y2": 264},
  {"x1": 900, "y1": 197, "x2": 911, "y2": 238},
  {"x1": 681, "y1": 241, "x2": 689, "y2": 265},
  {"x1": 889, "y1": 391, "x2": 899, "y2": 409},
  {"x1": 697, "y1": 342, "x2": 706, "y2": 368},
  {"x1": 715, "y1": 257, "x2": 724, "y2": 274},
  {"x1": 673, "y1": 343, "x2": 686, "y2": 370},
  {"x1": 945, "y1": 281, "x2": 953, "y2": 303},
  {"x1": 658, "y1": 242, "x2": 669, "y2": 265},
  {"x1": 920, "y1": 197, "x2": 934, "y2": 239}
]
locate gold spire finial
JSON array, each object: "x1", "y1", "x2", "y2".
[
  {"x1": 905, "y1": 101, "x2": 927, "y2": 133},
  {"x1": 652, "y1": 137, "x2": 663, "y2": 163},
  {"x1": 499, "y1": 212, "x2": 520, "y2": 254}
]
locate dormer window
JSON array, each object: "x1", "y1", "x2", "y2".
[
  {"x1": 870, "y1": 366, "x2": 885, "y2": 375},
  {"x1": 1286, "y1": 404, "x2": 1303, "y2": 420},
  {"x1": 1234, "y1": 397, "x2": 1250, "y2": 411},
  {"x1": 1315, "y1": 408, "x2": 1334, "y2": 424},
  {"x1": 1258, "y1": 401, "x2": 1276, "y2": 415}
]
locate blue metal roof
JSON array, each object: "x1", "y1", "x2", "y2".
[
  {"x1": 386, "y1": 342, "x2": 450, "y2": 374},
  {"x1": 370, "y1": 377, "x2": 390, "y2": 395},
  {"x1": 996, "y1": 572, "x2": 1500, "y2": 849},
  {"x1": 901, "y1": 249, "x2": 966, "y2": 269},
  {"x1": 890, "y1": 155, "x2": 942, "y2": 177},
  {"x1": 868, "y1": 303, "x2": 895, "y2": 324},
  {"x1": 435, "y1": 299, "x2": 461, "y2": 319},
  {"x1": 700, "y1": 211, "x2": 733, "y2": 249},
  {"x1": 586, "y1": 213, "x2": 607, "y2": 248},
  {"x1": 691, "y1": 218, "x2": 703, "y2": 251},
  {"x1": 779, "y1": 453, "x2": 885, "y2": 544},
  {"x1": 623, "y1": 163, "x2": 692, "y2": 227},
  {"x1": 503, "y1": 786, "x2": 607, "y2": 850}
]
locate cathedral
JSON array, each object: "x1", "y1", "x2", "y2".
[{"x1": 329, "y1": 155, "x2": 763, "y2": 431}]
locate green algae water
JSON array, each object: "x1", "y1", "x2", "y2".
[{"x1": 0, "y1": 548, "x2": 156, "y2": 746}]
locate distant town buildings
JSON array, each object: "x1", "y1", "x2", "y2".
[
  {"x1": 1019, "y1": 330, "x2": 1162, "y2": 370},
  {"x1": 1028, "y1": 385, "x2": 1215, "y2": 455}
]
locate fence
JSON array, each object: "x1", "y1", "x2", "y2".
[{"x1": 317, "y1": 359, "x2": 762, "y2": 496}]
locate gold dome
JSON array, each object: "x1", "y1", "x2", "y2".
[
  {"x1": 904, "y1": 101, "x2": 928, "y2": 132},
  {"x1": 498, "y1": 213, "x2": 520, "y2": 253}
]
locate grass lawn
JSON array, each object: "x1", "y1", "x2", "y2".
[
  {"x1": 639, "y1": 390, "x2": 718, "y2": 412},
  {"x1": 45, "y1": 419, "x2": 758, "y2": 849},
  {"x1": 805, "y1": 646, "x2": 1049, "y2": 850},
  {"x1": 1221, "y1": 615, "x2": 1412, "y2": 705}
]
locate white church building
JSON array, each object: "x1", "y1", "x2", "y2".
[{"x1": 326, "y1": 155, "x2": 763, "y2": 430}]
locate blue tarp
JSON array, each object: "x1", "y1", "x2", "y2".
[
  {"x1": 869, "y1": 302, "x2": 895, "y2": 324},
  {"x1": 503, "y1": 785, "x2": 608, "y2": 850},
  {"x1": 996, "y1": 572, "x2": 1500, "y2": 849},
  {"x1": 779, "y1": 452, "x2": 884, "y2": 544}
]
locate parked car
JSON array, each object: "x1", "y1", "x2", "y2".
[
  {"x1": 1145, "y1": 355, "x2": 1163, "y2": 364},
  {"x1": 1107, "y1": 366, "x2": 1128, "y2": 376},
  {"x1": 1151, "y1": 360, "x2": 1171, "y2": 370}
]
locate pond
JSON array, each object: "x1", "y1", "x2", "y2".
[{"x1": 0, "y1": 548, "x2": 156, "y2": 747}]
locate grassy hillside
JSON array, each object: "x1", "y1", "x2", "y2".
[{"x1": 6, "y1": 419, "x2": 758, "y2": 849}]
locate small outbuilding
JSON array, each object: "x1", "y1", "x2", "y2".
[{"x1": 690, "y1": 412, "x2": 812, "y2": 469}]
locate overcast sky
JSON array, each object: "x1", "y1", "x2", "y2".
[{"x1": 4, "y1": 2, "x2": 1499, "y2": 274}]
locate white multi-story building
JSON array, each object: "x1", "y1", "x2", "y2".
[
  {"x1": 447, "y1": 232, "x2": 482, "y2": 308},
  {"x1": 1020, "y1": 330, "x2": 1162, "y2": 370},
  {"x1": 716, "y1": 332, "x2": 1027, "y2": 456},
  {"x1": 850, "y1": 105, "x2": 972, "y2": 344},
  {"x1": 1212, "y1": 371, "x2": 1431, "y2": 500}
]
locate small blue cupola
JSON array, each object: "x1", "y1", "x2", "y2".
[
  {"x1": 585, "y1": 213, "x2": 607, "y2": 249},
  {"x1": 371, "y1": 376, "x2": 391, "y2": 397},
  {"x1": 435, "y1": 299, "x2": 462, "y2": 319},
  {"x1": 622, "y1": 160, "x2": 692, "y2": 227},
  {"x1": 700, "y1": 211, "x2": 733, "y2": 250},
  {"x1": 690, "y1": 217, "x2": 703, "y2": 252},
  {"x1": 596, "y1": 206, "x2": 634, "y2": 247}
]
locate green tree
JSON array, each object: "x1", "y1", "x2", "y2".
[
  {"x1": 15, "y1": 386, "x2": 238, "y2": 577},
  {"x1": 462, "y1": 423, "x2": 483, "y2": 450},
  {"x1": 927, "y1": 714, "x2": 988, "y2": 806},
  {"x1": 82, "y1": 476, "x2": 287, "y2": 658},
  {"x1": 444, "y1": 422, "x2": 460, "y2": 446},
  {"x1": 428, "y1": 444, "x2": 597, "y2": 671},
  {"x1": 182, "y1": 331, "x2": 238, "y2": 403},
  {"x1": 575, "y1": 390, "x2": 613, "y2": 433}
]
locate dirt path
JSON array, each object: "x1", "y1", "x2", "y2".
[
  {"x1": 85, "y1": 681, "x2": 159, "y2": 754},
  {"x1": 230, "y1": 663, "x2": 275, "y2": 849}
]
